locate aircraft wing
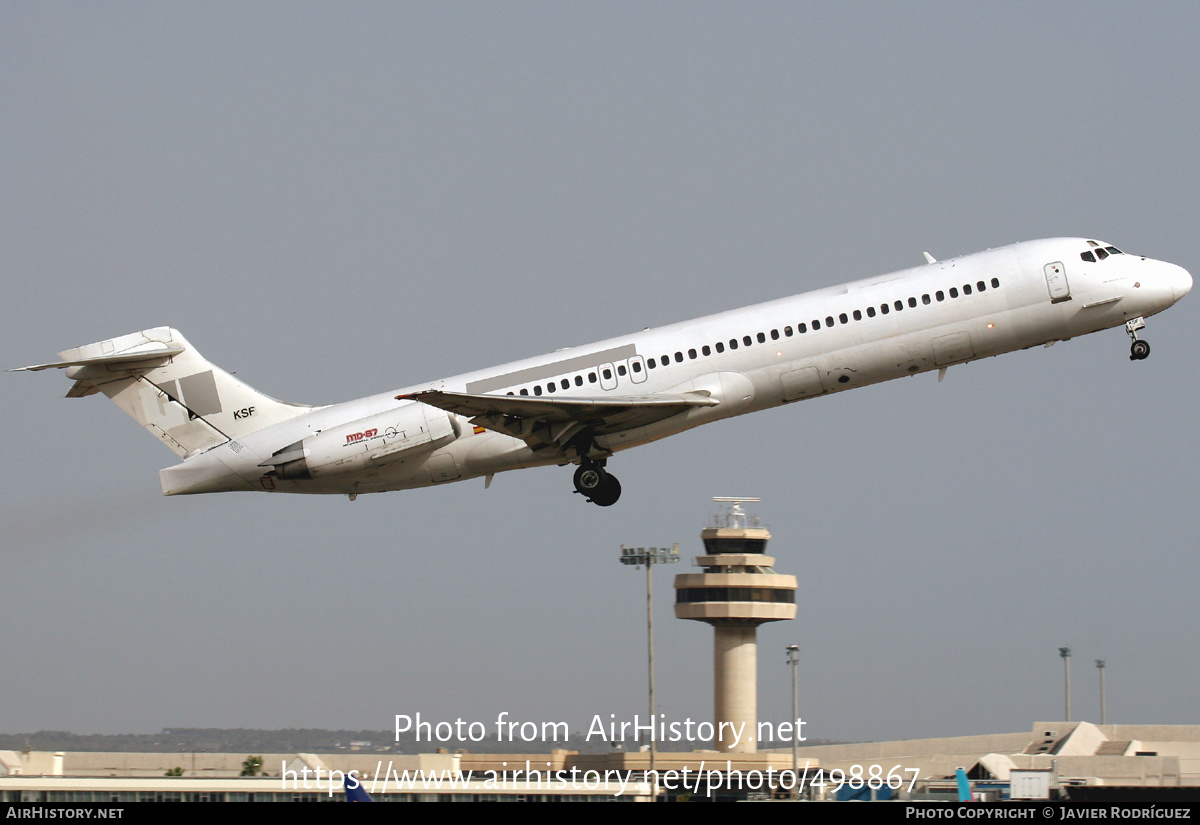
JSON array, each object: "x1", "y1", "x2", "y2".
[{"x1": 398, "y1": 389, "x2": 718, "y2": 456}]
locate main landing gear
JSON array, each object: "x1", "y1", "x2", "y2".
[
  {"x1": 1126, "y1": 317, "x2": 1151, "y2": 361},
  {"x1": 573, "y1": 459, "x2": 622, "y2": 507}
]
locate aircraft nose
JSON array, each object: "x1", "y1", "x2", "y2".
[{"x1": 1170, "y1": 263, "x2": 1193, "y2": 302}]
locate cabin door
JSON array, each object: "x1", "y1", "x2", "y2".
[{"x1": 1044, "y1": 261, "x2": 1071, "y2": 303}]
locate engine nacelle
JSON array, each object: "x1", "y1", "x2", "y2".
[{"x1": 266, "y1": 403, "x2": 457, "y2": 480}]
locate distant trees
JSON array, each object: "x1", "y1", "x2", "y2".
[{"x1": 240, "y1": 755, "x2": 263, "y2": 776}]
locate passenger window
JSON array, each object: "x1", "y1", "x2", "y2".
[
  {"x1": 743, "y1": 335, "x2": 752, "y2": 346},
  {"x1": 784, "y1": 326, "x2": 793, "y2": 337},
  {"x1": 716, "y1": 341, "x2": 725, "y2": 352},
  {"x1": 839, "y1": 313, "x2": 848, "y2": 324},
  {"x1": 534, "y1": 386, "x2": 543, "y2": 396},
  {"x1": 867, "y1": 306, "x2": 876, "y2": 318},
  {"x1": 674, "y1": 352, "x2": 683, "y2": 363},
  {"x1": 949, "y1": 287, "x2": 959, "y2": 298},
  {"x1": 520, "y1": 388, "x2": 529, "y2": 396},
  {"x1": 799, "y1": 323, "x2": 808, "y2": 333},
  {"x1": 730, "y1": 339, "x2": 739, "y2": 349},
  {"x1": 922, "y1": 294, "x2": 930, "y2": 305},
  {"x1": 991, "y1": 278, "x2": 1000, "y2": 288},
  {"x1": 661, "y1": 356, "x2": 669, "y2": 367},
  {"x1": 936, "y1": 290, "x2": 944, "y2": 301},
  {"x1": 853, "y1": 309, "x2": 862, "y2": 320},
  {"x1": 756, "y1": 332, "x2": 766, "y2": 343},
  {"x1": 963, "y1": 284, "x2": 972, "y2": 295},
  {"x1": 576, "y1": 374, "x2": 584, "y2": 384},
  {"x1": 880, "y1": 304, "x2": 889, "y2": 315},
  {"x1": 507, "y1": 391, "x2": 514, "y2": 396},
  {"x1": 977, "y1": 281, "x2": 986, "y2": 292},
  {"x1": 770, "y1": 329, "x2": 779, "y2": 340},
  {"x1": 894, "y1": 301, "x2": 903, "y2": 311},
  {"x1": 603, "y1": 368, "x2": 612, "y2": 379},
  {"x1": 547, "y1": 382, "x2": 556, "y2": 393},
  {"x1": 825, "y1": 316, "x2": 834, "y2": 327},
  {"x1": 702, "y1": 345, "x2": 711, "y2": 356},
  {"x1": 562, "y1": 378, "x2": 570, "y2": 388},
  {"x1": 647, "y1": 360, "x2": 656, "y2": 369},
  {"x1": 812, "y1": 320, "x2": 821, "y2": 330},
  {"x1": 588, "y1": 372, "x2": 597, "y2": 383},
  {"x1": 688, "y1": 349, "x2": 697, "y2": 359},
  {"x1": 616, "y1": 366, "x2": 625, "y2": 377}
]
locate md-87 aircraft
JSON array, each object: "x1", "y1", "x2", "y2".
[{"x1": 16, "y1": 238, "x2": 1192, "y2": 506}]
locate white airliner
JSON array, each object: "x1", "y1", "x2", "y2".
[{"x1": 16, "y1": 238, "x2": 1191, "y2": 506}]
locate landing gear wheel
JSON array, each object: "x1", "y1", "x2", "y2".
[
  {"x1": 573, "y1": 463, "x2": 606, "y2": 494},
  {"x1": 588, "y1": 474, "x2": 622, "y2": 507},
  {"x1": 1125, "y1": 317, "x2": 1149, "y2": 361},
  {"x1": 572, "y1": 461, "x2": 621, "y2": 506}
]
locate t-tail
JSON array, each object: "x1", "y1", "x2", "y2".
[{"x1": 13, "y1": 327, "x2": 312, "y2": 459}]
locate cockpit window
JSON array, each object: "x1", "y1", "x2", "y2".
[{"x1": 1082, "y1": 242, "x2": 1123, "y2": 263}]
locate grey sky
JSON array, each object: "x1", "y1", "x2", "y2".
[{"x1": 2, "y1": 3, "x2": 1197, "y2": 744}]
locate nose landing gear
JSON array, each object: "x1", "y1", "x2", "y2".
[
  {"x1": 572, "y1": 459, "x2": 622, "y2": 507},
  {"x1": 1126, "y1": 317, "x2": 1150, "y2": 361}
]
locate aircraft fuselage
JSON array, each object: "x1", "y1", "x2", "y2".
[{"x1": 21, "y1": 237, "x2": 1191, "y2": 505}]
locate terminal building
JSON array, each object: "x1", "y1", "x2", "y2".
[{"x1": 3, "y1": 721, "x2": 1200, "y2": 802}]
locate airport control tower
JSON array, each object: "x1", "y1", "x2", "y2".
[{"x1": 674, "y1": 498, "x2": 797, "y2": 753}]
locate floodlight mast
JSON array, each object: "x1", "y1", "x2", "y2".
[
  {"x1": 619, "y1": 543, "x2": 679, "y2": 782},
  {"x1": 1060, "y1": 647, "x2": 1072, "y2": 722}
]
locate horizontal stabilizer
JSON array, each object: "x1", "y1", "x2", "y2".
[{"x1": 11, "y1": 345, "x2": 185, "y2": 373}]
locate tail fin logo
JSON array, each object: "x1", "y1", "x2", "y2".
[{"x1": 159, "y1": 370, "x2": 223, "y2": 416}]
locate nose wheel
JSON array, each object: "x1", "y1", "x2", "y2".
[
  {"x1": 1126, "y1": 317, "x2": 1150, "y2": 361},
  {"x1": 572, "y1": 460, "x2": 622, "y2": 507}
]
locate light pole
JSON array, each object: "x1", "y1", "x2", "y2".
[
  {"x1": 1096, "y1": 660, "x2": 1106, "y2": 725},
  {"x1": 620, "y1": 543, "x2": 679, "y2": 781},
  {"x1": 1059, "y1": 647, "x2": 1072, "y2": 721},
  {"x1": 786, "y1": 644, "x2": 800, "y2": 794}
]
